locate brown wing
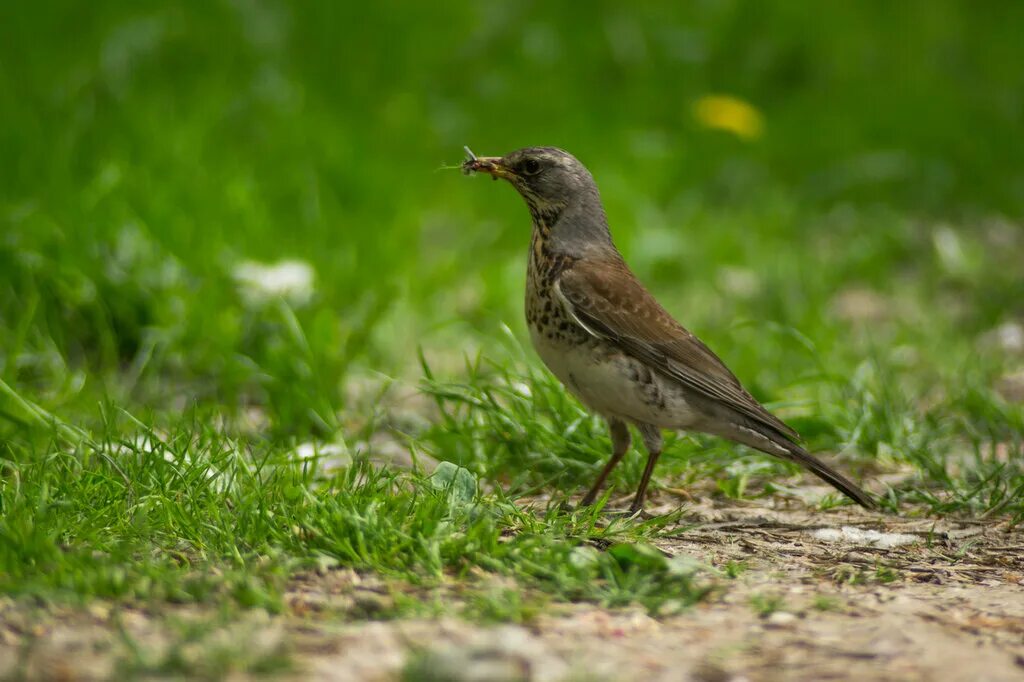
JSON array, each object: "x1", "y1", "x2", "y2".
[{"x1": 556, "y1": 258, "x2": 799, "y2": 441}]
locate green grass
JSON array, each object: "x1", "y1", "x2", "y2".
[
  {"x1": 0, "y1": 394, "x2": 709, "y2": 621},
  {"x1": 1, "y1": 0, "x2": 1023, "y2": 643}
]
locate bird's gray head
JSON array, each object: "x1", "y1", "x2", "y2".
[{"x1": 464, "y1": 146, "x2": 616, "y2": 256}]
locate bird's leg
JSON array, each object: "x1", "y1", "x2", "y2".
[
  {"x1": 580, "y1": 418, "x2": 630, "y2": 507},
  {"x1": 629, "y1": 424, "x2": 663, "y2": 513}
]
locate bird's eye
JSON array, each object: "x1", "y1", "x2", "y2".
[{"x1": 521, "y1": 159, "x2": 542, "y2": 175}]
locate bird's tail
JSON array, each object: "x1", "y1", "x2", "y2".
[
  {"x1": 716, "y1": 421, "x2": 876, "y2": 509},
  {"x1": 781, "y1": 443, "x2": 875, "y2": 509}
]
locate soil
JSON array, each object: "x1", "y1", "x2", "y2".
[{"x1": 3, "y1": 498, "x2": 1022, "y2": 681}]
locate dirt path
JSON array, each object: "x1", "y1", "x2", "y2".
[
  {"x1": 3, "y1": 502, "x2": 1022, "y2": 681},
  {"x1": 292, "y1": 501, "x2": 1024, "y2": 681}
]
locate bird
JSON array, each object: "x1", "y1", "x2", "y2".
[{"x1": 462, "y1": 146, "x2": 874, "y2": 513}]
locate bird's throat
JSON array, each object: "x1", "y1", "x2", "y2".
[
  {"x1": 527, "y1": 199, "x2": 563, "y2": 232},
  {"x1": 531, "y1": 220, "x2": 549, "y2": 263}
]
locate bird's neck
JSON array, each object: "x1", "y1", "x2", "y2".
[
  {"x1": 527, "y1": 200, "x2": 563, "y2": 236},
  {"x1": 528, "y1": 190, "x2": 618, "y2": 261}
]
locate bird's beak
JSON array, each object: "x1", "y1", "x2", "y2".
[{"x1": 464, "y1": 156, "x2": 516, "y2": 180}]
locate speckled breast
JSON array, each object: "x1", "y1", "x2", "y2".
[{"x1": 524, "y1": 230, "x2": 587, "y2": 348}]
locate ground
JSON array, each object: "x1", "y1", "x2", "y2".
[{"x1": 5, "y1": 496, "x2": 1022, "y2": 682}]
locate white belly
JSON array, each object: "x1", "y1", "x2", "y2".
[{"x1": 529, "y1": 327, "x2": 700, "y2": 429}]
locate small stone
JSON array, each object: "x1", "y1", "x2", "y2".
[
  {"x1": 88, "y1": 603, "x2": 111, "y2": 621},
  {"x1": 401, "y1": 626, "x2": 568, "y2": 682},
  {"x1": 810, "y1": 526, "x2": 918, "y2": 549},
  {"x1": 765, "y1": 611, "x2": 798, "y2": 628},
  {"x1": 692, "y1": 660, "x2": 733, "y2": 682},
  {"x1": 351, "y1": 590, "x2": 394, "y2": 617}
]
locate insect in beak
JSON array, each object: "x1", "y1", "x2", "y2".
[{"x1": 462, "y1": 146, "x2": 510, "y2": 180}]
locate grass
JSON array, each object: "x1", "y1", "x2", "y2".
[
  {"x1": 1, "y1": 2, "x2": 1023, "y2": 668},
  {"x1": 0, "y1": 385, "x2": 708, "y2": 619}
]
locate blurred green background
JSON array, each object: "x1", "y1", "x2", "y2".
[{"x1": 1, "y1": 0, "x2": 1022, "y2": 437}]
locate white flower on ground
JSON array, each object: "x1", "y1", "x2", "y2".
[
  {"x1": 989, "y1": 322, "x2": 1024, "y2": 354},
  {"x1": 233, "y1": 259, "x2": 316, "y2": 306},
  {"x1": 108, "y1": 434, "x2": 240, "y2": 493},
  {"x1": 292, "y1": 441, "x2": 351, "y2": 474}
]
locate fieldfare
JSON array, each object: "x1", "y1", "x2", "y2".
[{"x1": 463, "y1": 146, "x2": 874, "y2": 512}]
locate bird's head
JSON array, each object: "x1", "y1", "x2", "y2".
[
  {"x1": 464, "y1": 147, "x2": 598, "y2": 218},
  {"x1": 464, "y1": 146, "x2": 615, "y2": 256}
]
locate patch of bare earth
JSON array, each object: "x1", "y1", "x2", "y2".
[
  {"x1": 286, "y1": 500, "x2": 1024, "y2": 682},
  {"x1": 3, "y1": 501, "x2": 1022, "y2": 681}
]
